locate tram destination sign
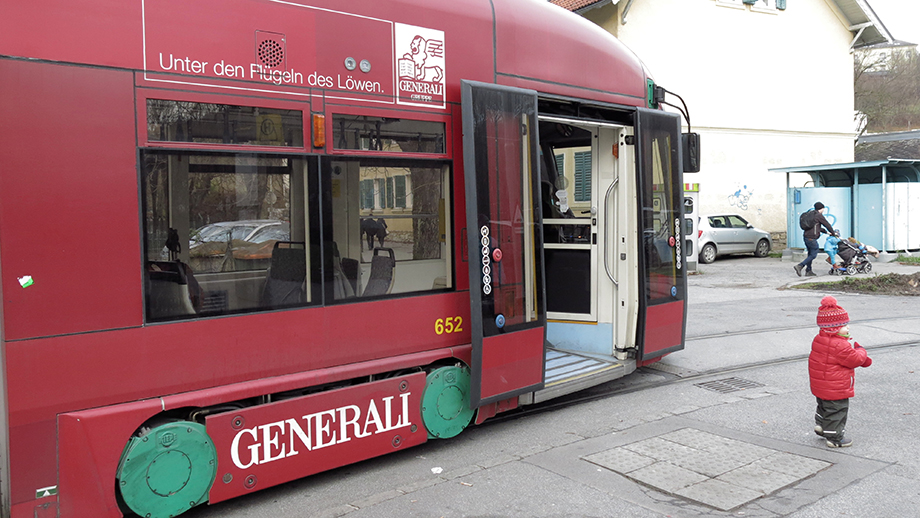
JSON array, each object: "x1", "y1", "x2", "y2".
[{"x1": 205, "y1": 372, "x2": 426, "y2": 503}]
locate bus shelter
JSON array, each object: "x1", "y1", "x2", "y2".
[{"x1": 771, "y1": 159, "x2": 920, "y2": 253}]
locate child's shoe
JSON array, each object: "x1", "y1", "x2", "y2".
[{"x1": 826, "y1": 437, "x2": 853, "y2": 448}]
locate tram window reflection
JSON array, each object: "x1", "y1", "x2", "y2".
[
  {"x1": 328, "y1": 158, "x2": 452, "y2": 300},
  {"x1": 141, "y1": 151, "x2": 319, "y2": 321}
]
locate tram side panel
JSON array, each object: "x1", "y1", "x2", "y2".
[{"x1": 0, "y1": 59, "x2": 142, "y2": 512}]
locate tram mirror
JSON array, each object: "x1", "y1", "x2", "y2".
[{"x1": 682, "y1": 132, "x2": 700, "y2": 173}]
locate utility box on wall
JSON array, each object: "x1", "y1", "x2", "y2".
[{"x1": 683, "y1": 183, "x2": 700, "y2": 272}]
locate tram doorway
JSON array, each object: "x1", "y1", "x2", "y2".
[{"x1": 539, "y1": 119, "x2": 625, "y2": 356}]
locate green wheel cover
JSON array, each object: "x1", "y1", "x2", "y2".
[
  {"x1": 117, "y1": 421, "x2": 217, "y2": 518},
  {"x1": 421, "y1": 365, "x2": 475, "y2": 439}
]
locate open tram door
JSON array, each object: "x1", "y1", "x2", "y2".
[
  {"x1": 461, "y1": 80, "x2": 546, "y2": 407},
  {"x1": 635, "y1": 108, "x2": 687, "y2": 363}
]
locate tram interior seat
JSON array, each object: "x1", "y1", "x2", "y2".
[
  {"x1": 146, "y1": 260, "x2": 201, "y2": 318},
  {"x1": 332, "y1": 241, "x2": 359, "y2": 298},
  {"x1": 261, "y1": 241, "x2": 307, "y2": 307},
  {"x1": 363, "y1": 247, "x2": 396, "y2": 296}
]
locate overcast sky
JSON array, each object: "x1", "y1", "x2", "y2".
[{"x1": 868, "y1": 0, "x2": 920, "y2": 45}]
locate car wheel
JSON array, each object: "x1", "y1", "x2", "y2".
[
  {"x1": 700, "y1": 243, "x2": 717, "y2": 264},
  {"x1": 754, "y1": 239, "x2": 770, "y2": 258}
]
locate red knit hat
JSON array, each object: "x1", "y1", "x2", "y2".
[{"x1": 817, "y1": 296, "x2": 849, "y2": 329}]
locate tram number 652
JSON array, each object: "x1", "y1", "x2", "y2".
[{"x1": 435, "y1": 317, "x2": 463, "y2": 335}]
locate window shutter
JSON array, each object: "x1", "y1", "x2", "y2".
[
  {"x1": 742, "y1": 0, "x2": 757, "y2": 4},
  {"x1": 776, "y1": 0, "x2": 786, "y2": 9},
  {"x1": 386, "y1": 177, "x2": 395, "y2": 208},
  {"x1": 360, "y1": 180, "x2": 374, "y2": 210},
  {"x1": 394, "y1": 175, "x2": 407, "y2": 208},
  {"x1": 573, "y1": 151, "x2": 592, "y2": 202},
  {"x1": 554, "y1": 153, "x2": 564, "y2": 176}
]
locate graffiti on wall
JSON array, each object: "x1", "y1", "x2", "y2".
[{"x1": 728, "y1": 185, "x2": 754, "y2": 210}]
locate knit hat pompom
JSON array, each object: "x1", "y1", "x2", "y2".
[{"x1": 817, "y1": 296, "x2": 849, "y2": 329}]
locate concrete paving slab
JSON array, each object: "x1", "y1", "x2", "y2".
[
  {"x1": 583, "y1": 447, "x2": 655, "y2": 474},
  {"x1": 751, "y1": 452, "x2": 831, "y2": 479},
  {"x1": 627, "y1": 461, "x2": 709, "y2": 493},
  {"x1": 621, "y1": 436, "x2": 696, "y2": 461},
  {"x1": 526, "y1": 415, "x2": 890, "y2": 516},
  {"x1": 716, "y1": 463, "x2": 801, "y2": 494},
  {"x1": 675, "y1": 478, "x2": 764, "y2": 511}
]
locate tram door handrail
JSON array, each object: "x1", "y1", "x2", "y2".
[{"x1": 604, "y1": 177, "x2": 619, "y2": 286}]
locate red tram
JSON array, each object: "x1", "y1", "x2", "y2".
[{"x1": 0, "y1": 1, "x2": 695, "y2": 516}]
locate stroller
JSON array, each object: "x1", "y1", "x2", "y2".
[{"x1": 828, "y1": 237, "x2": 877, "y2": 276}]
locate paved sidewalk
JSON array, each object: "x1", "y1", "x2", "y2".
[{"x1": 187, "y1": 256, "x2": 920, "y2": 518}]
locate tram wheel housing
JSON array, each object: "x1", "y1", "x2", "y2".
[
  {"x1": 116, "y1": 421, "x2": 217, "y2": 518},
  {"x1": 421, "y1": 365, "x2": 475, "y2": 439}
]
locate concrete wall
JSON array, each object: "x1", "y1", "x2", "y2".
[{"x1": 583, "y1": 0, "x2": 856, "y2": 233}]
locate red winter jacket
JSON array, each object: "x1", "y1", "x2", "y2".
[{"x1": 809, "y1": 331, "x2": 871, "y2": 400}]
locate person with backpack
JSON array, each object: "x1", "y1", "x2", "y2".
[{"x1": 794, "y1": 201, "x2": 835, "y2": 277}]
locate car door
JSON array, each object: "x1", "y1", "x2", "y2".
[
  {"x1": 727, "y1": 215, "x2": 756, "y2": 253},
  {"x1": 708, "y1": 216, "x2": 737, "y2": 253}
]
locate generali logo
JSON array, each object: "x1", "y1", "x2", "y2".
[
  {"x1": 229, "y1": 392, "x2": 412, "y2": 469},
  {"x1": 395, "y1": 23, "x2": 446, "y2": 108}
]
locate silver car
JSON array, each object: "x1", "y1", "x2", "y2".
[{"x1": 698, "y1": 214, "x2": 772, "y2": 264}]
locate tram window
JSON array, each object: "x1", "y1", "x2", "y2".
[
  {"x1": 147, "y1": 100, "x2": 304, "y2": 147},
  {"x1": 141, "y1": 151, "x2": 319, "y2": 321},
  {"x1": 332, "y1": 114, "x2": 445, "y2": 154},
  {"x1": 640, "y1": 127, "x2": 680, "y2": 301},
  {"x1": 327, "y1": 158, "x2": 451, "y2": 300}
]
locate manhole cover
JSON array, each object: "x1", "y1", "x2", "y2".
[{"x1": 694, "y1": 377, "x2": 764, "y2": 394}]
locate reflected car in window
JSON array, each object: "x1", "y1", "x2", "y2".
[
  {"x1": 162, "y1": 220, "x2": 291, "y2": 272},
  {"x1": 698, "y1": 214, "x2": 771, "y2": 264}
]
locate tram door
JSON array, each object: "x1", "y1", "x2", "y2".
[
  {"x1": 461, "y1": 80, "x2": 547, "y2": 407},
  {"x1": 540, "y1": 118, "x2": 624, "y2": 356},
  {"x1": 635, "y1": 108, "x2": 686, "y2": 362}
]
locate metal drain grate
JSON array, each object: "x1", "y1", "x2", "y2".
[{"x1": 695, "y1": 377, "x2": 764, "y2": 394}]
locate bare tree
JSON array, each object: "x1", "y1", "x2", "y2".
[{"x1": 855, "y1": 47, "x2": 920, "y2": 135}]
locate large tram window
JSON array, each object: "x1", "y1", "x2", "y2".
[
  {"x1": 147, "y1": 100, "x2": 304, "y2": 147},
  {"x1": 327, "y1": 158, "x2": 451, "y2": 300},
  {"x1": 332, "y1": 114, "x2": 445, "y2": 154},
  {"x1": 142, "y1": 151, "x2": 319, "y2": 321}
]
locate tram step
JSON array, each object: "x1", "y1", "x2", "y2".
[{"x1": 521, "y1": 349, "x2": 636, "y2": 405}]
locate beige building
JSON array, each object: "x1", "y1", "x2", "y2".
[{"x1": 552, "y1": 0, "x2": 894, "y2": 236}]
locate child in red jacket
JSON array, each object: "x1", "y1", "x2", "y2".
[{"x1": 809, "y1": 296, "x2": 872, "y2": 448}]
